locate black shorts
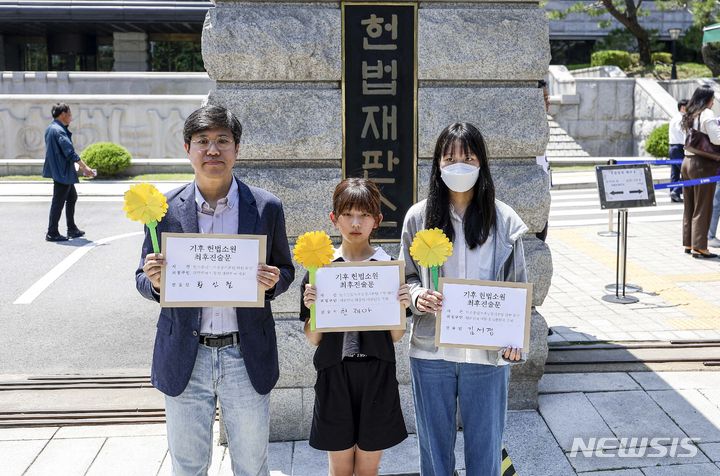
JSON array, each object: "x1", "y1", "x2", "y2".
[{"x1": 309, "y1": 358, "x2": 408, "y2": 452}]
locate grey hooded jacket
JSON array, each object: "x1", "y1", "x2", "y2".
[{"x1": 399, "y1": 198, "x2": 529, "y2": 365}]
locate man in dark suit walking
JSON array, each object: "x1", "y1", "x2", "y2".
[{"x1": 136, "y1": 105, "x2": 294, "y2": 475}]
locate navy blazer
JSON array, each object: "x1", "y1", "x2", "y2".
[{"x1": 135, "y1": 177, "x2": 295, "y2": 397}]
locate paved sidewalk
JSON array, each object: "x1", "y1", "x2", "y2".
[
  {"x1": 540, "y1": 220, "x2": 720, "y2": 343},
  {"x1": 6, "y1": 370, "x2": 720, "y2": 475}
]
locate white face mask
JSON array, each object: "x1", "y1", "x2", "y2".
[{"x1": 440, "y1": 163, "x2": 480, "y2": 193}]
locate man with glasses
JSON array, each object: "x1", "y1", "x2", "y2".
[
  {"x1": 136, "y1": 105, "x2": 294, "y2": 475},
  {"x1": 43, "y1": 102, "x2": 96, "y2": 241}
]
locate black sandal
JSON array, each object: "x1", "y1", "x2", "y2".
[{"x1": 692, "y1": 250, "x2": 718, "y2": 259}]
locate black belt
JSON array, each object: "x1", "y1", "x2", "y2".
[{"x1": 199, "y1": 333, "x2": 239, "y2": 348}]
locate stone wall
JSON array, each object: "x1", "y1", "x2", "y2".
[
  {"x1": 661, "y1": 78, "x2": 720, "y2": 118},
  {"x1": 203, "y1": 0, "x2": 552, "y2": 441},
  {"x1": 633, "y1": 78, "x2": 676, "y2": 157},
  {"x1": 0, "y1": 72, "x2": 213, "y2": 95},
  {"x1": 0, "y1": 95, "x2": 204, "y2": 160},
  {"x1": 549, "y1": 75, "x2": 635, "y2": 156}
]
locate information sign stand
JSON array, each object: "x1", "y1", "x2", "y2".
[{"x1": 595, "y1": 164, "x2": 656, "y2": 304}]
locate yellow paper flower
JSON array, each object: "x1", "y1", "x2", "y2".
[
  {"x1": 294, "y1": 231, "x2": 334, "y2": 269},
  {"x1": 410, "y1": 228, "x2": 453, "y2": 268},
  {"x1": 123, "y1": 183, "x2": 168, "y2": 224}
]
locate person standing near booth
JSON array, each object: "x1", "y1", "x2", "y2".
[
  {"x1": 681, "y1": 86, "x2": 720, "y2": 259},
  {"x1": 668, "y1": 99, "x2": 688, "y2": 203}
]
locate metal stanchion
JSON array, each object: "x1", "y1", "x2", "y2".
[
  {"x1": 602, "y1": 209, "x2": 639, "y2": 304},
  {"x1": 598, "y1": 209, "x2": 618, "y2": 237}
]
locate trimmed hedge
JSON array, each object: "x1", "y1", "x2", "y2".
[
  {"x1": 80, "y1": 142, "x2": 132, "y2": 176},
  {"x1": 645, "y1": 123, "x2": 670, "y2": 158},
  {"x1": 652, "y1": 52, "x2": 673, "y2": 64},
  {"x1": 591, "y1": 50, "x2": 633, "y2": 70}
]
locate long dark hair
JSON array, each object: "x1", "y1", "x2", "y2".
[
  {"x1": 682, "y1": 86, "x2": 715, "y2": 132},
  {"x1": 425, "y1": 122, "x2": 496, "y2": 249}
]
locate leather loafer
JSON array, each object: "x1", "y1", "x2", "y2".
[
  {"x1": 46, "y1": 233, "x2": 69, "y2": 242},
  {"x1": 67, "y1": 228, "x2": 85, "y2": 238},
  {"x1": 670, "y1": 194, "x2": 683, "y2": 203},
  {"x1": 684, "y1": 248, "x2": 692, "y2": 254},
  {"x1": 692, "y1": 250, "x2": 718, "y2": 259}
]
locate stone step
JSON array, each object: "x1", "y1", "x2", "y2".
[{"x1": 546, "y1": 114, "x2": 590, "y2": 159}]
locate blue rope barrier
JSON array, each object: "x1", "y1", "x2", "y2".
[
  {"x1": 611, "y1": 159, "x2": 683, "y2": 166},
  {"x1": 654, "y1": 175, "x2": 720, "y2": 190}
]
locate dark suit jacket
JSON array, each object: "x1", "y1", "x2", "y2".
[{"x1": 135, "y1": 177, "x2": 295, "y2": 397}]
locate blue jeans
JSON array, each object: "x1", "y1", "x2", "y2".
[
  {"x1": 164, "y1": 343, "x2": 270, "y2": 476},
  {"x1": 410, "y1": 358, "x2": 509, "y2": 476},
  {"x1": 709, "y1": 183, "x2": 720, "y2": 240},
  {"x1": 669, "y1": 145, "x2": 684, "y2": 197}
]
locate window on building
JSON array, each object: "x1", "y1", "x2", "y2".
[{"x1": 149, "y1": 36, "x2": 204, "y2": 72}]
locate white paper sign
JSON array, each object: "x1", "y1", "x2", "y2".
[
  {"x1": 160, "y1": 233, "x2": 266, "y2": 308},
  {"x1": 314, "y1": 261, "x2": 405, "y2": 332},
  {"x1": 601, "y1": 168, "x2": 649, "y2": 202},
  {"x1": 436, "y1": 279, "x2": 532, "y2": 350}
]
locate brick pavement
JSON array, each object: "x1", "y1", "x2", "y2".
[{"x1": 540, "y1": 220, "x2": 720, "y2": 343}]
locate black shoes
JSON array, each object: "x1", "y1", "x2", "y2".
[
  {"x1": 46, "y1": 229, "x2": 85, "y2": 241},
  {"x1": 670, "y1": 193, "x2": 683, "y2": 203},
  {"x1": 692, "y1": 250, "x2": 718, "y2": 259},
  {"x1": 46, "y1": 233, "x2": 69, "y2": 242}
]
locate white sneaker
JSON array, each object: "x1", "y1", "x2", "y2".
[{"x1": 708, "y1": 238, "x2": 720, "y2": 248}]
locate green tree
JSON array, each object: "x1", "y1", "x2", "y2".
[{"x1": 548, "y1": 0, "x2": 670, "y2": 65}]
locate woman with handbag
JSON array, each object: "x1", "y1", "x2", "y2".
[{"x1": 681, "y1": 86, "x2": 720, "y2": 258}]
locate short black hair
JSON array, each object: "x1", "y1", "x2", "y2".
[
  {"x1": 678, "y1": 99, "x2": 688, "y2": 111},
  {"x1": 51, "y1": 103, "x2": 70, "y2": 118},
  {"x1": 182, "y1": 105, "x2": 243, "y2": 146}
]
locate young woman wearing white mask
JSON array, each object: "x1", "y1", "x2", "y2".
[{"x1": 400, "y1": 122, "x2": 527, "y2": 475}]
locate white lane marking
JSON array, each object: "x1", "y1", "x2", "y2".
[
  {"x1": 14, "y1": 231, "x2": 143, "y2": 305},
  {"x1": 0, "y1": 197, "x2": 124, "y2": 202}
]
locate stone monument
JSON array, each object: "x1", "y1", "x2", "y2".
[{"x1": 202, "y1": 0, "x2": 551, "y2": 440}]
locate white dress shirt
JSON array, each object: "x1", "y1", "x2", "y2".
[
  {"x1": 195, "y1": 179, "x2": 240, "y2": 335},
  {"x1": 669, "y1": 113, "x2": 685, "y2": 145}
]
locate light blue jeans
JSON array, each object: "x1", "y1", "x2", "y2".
[
  {"x1": 709, "y1": 183, "x2": 720, "y2": 240},
  {"x1": 410, "y1": 358, "x2": 509, "y2": 476},
  {"x1": 164, "y1": 343, "x2": 270, "y2": 476}
]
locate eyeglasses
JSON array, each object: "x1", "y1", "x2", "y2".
[{"x1": 190, "y1": 137, "x2": 235, "y2": 151}]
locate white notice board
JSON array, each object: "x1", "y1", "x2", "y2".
[
  {"x1": 435, "y1": 278, "x2": 532, "y2": 350},
  {"x1": 314, "y1": 261, "x2": 406, "y2": 332},
  {"x1": 595, "y1": 164, "x2": 656, "y2": 209},
  {"x1": 160, "y1": 233, "x2": 266, "y2": 308}
]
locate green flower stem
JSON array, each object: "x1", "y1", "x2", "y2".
[
  {"x1": 309, "y1": 267, "x2": 317, "y2": 331},
  {"x1": 431, "y1": 266, "x2": 439, "y2": 291},
  {"x1": 147, "y1": 220, "x2": 160, "y2": 254}
]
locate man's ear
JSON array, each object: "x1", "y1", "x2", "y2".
[
  {"x1": 184, "y1": 143, "x2": 190, "y2": 155},
  {"x1": 374, "y1": 213, "x2": 383, "y2": 229},
  {"x1": 329, "y1": 211, "x2": 337, "y2": 225}
]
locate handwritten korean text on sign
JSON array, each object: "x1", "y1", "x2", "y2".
[
  {"x1": 314, "y1": 261, "x2": 406, "y2": 332},
  {"x1": 160, "y1": 233, "x2": 266, "y2": 308},
  {"x1": 436, "y1": 278, "x2": 532, "y2": 350}
]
